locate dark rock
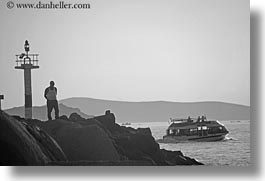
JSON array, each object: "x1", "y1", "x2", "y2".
[
  {"x1": 93, "y1": 112, "x2": 124, "y2": 135},
  {"x1": 82, "y1": 118, "x2": 114, "y2": 139},
  {"x1": 65, "y1": 113, "x2": 114, "y2": 139},
  {"x1": 25, "y1": 117, "x2": 120, "y2": 162},
  {"x1": 25, "y1": 124, "x2": 67, "y2": 162},
  {"x1": 121, "y1": 126, "x2": 137, "y2": 134},
  {"x1": 91, "y1": 111, "x2": 203, "y2": 165},
  {"x1": 105, "y1": 110, "x2": 111, "y2": 115},
  {"x1": 2, "y1": 110, "x2": 203, "y2": 166},
  {"x1": 112, "y1": 131, "x2": 159, "y2": 164},
  {"x1": 129, "y1": 133, "x2": 160, "y2": 156},
  {"x1": 160, "y1": 149, "x2": 204, "y2": 165},
  {"x1": 69, "y1": 112, "x2": 85, "y2": 122},
  {"x1": 54, "y1": 124, "x2": 120, "y2": 161},
  {"x1": 94, "y1": 112, "x2": 115, "y2": 127},
  {"x1": 59, "y1": 115, "x2": 69, "y2": 121},
  {"x1": 0, "y1": 110, "x2": 67, "y2": 165},
  {"x1": 136, "y1": 128, "x2": 152, "y2": 135}
]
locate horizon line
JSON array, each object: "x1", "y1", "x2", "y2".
[{"x1": 60, "y1": 96, "x2": 250, "y2": 107}]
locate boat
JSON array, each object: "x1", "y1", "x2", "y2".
[
  {"x1": 121, "y1": 122, "x2": 131, "y2": 126},
  {"x1": 161, "y1": 116, "x2": 229, "y2": 143}
]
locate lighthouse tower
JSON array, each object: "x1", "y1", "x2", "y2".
[{"x1": 15, "y1": 40, "x2": 39, "y2": 119}]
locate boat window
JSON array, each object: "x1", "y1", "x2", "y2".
[
  {"x1": 169, "y1": 129, "x2": 173, "y2": 135},
  {"x1": 190, "y1": 128, "x2": 198, "y2": 135},
  {"x1": 208, "y1": 126, "x2": 225, "y2": 134},
  {"x1": 172, "y1": 129, "x2": 177, "y2": 135},
  {"x1": 202, "y1": 126, "x2": 208, "y2": 130},
  {"x1": 169, "y1": 129, "x2": 179, "y2": 135}
]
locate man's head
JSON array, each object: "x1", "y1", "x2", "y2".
[{"x1": 50, "y1": 81, "x2": 55, "y2": 87}]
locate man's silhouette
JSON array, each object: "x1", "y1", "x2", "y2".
[{"x1": 44, "y1": 81, "x2": 59, "y2": 120}]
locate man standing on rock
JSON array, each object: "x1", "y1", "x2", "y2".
[{"x1": 44, "y1": 81, "x2": 59, "y2": 120}]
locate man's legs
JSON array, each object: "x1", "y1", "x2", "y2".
[
  {"x1": 47, "y1": 100, "x2": 53, "y2": 120},
  {"x1": 54, "y1": 100, "x2": 59, "y2": 119}
]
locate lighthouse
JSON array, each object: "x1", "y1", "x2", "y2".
[{"x1": 15, "y1": 40, "x2": 39, "y2": 119}]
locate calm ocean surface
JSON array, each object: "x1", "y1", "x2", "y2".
[{"x1": 125, "y1": 120, "x2": 250, "y2": 166}]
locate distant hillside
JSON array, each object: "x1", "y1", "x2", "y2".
[
  {"x1": 60, "y1": 97, "x2": 250, "y2": 123},
  {"x1": 4, "y1": 103, "x2": 93, "y2": 121}
]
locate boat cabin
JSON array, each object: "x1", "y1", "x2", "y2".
[{"x1": 166, "y1": 120, "x2": 228, "y2": 137}]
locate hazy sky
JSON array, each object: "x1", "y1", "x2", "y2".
[{"x1": 0, "y1": 0, "x2": 249, "y2": 109}]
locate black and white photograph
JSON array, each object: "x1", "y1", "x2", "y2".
[{"x1": 0, "y1": 0, "x2": 252, "y2": 170}]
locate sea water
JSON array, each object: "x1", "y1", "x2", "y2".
[{"x1": 124, "y1": 120, "x2": 250, "y2": 166}]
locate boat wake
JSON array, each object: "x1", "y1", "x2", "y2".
[
  {"x1": 156, "y1": 139, "x2": 197, "y2": 144},
  {"x1": 223, "y1": 136, "x2": 237, "y2": 141}
]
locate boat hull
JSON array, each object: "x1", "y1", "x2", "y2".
[{"x1": 161, "y1": 133, "x2": 227, "y2": 143}]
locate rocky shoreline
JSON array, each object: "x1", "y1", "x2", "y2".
[{"x1": 0, "y1": 110, "x2": 203, "y2": 166}]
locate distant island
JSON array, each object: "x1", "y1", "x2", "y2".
[
  {"x1": 60, "y1": 97, "x2": 250, "y2": 122},
  {"x1": 4, "y1": 97, "x2": 250, "y2": 122}
]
